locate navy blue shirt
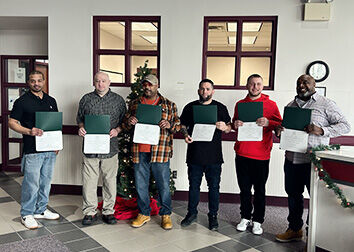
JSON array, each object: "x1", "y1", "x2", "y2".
[{"x1": 10, "y1": 91, "x2": 58, "y2": 154}]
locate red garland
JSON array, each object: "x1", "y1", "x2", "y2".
[{"x1": 97, "y1": 196, "x2": 160, "y2": 220}]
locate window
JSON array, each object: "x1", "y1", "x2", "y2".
[
  {"x1": 93, "y1": 16, "x2": 160, "y2": 86},
  {"x1": 202, "y1": 16, "x2": 277, "y2": 89}
]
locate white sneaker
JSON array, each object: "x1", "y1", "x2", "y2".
[
  {"x1": 252, "y1": 221, "x2": 263, "y2": 235},
  {"x1": 236, "y1": 218, "x2": 251, "y2": 232},
  {"x1": 34, "y1": 209, "x2": 60, "y2": 220},
  {"x1": 21, "y1": 215, "x2": 38, "y2": 229}
]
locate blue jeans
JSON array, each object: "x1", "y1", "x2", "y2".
[
  {"x1": 187, "y1": 163, "x2": 221, "y2": 216},
  {"x1": 20, "y1": 152, "x2": 56, "y2": 217},
  {"x1": 134, "y1": 152, "x2": 171, "y2": 216}
]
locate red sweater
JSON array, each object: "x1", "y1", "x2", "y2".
[{"x1": 232, "y1": 94, "x2": 282, "y2": 160}]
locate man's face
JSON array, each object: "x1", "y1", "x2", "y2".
[
  {"x1": 143, "y1": 81, "x2": 158, "y2": 98},
  {"x1": 247, "y1": 77, "x2": 264, "y2": 98},
  {"x1": 28, "y1": 74, "x2": 44, "y2": 93},
  {"x1": 296, "y1": 75, "x2": 316, "y2": 99},
  {"x1": 198, "y1": 82, "x2": 214, "y2": 103},
  {"x1": 94, "y1": 73, "x2": 110, "y2": 94}
]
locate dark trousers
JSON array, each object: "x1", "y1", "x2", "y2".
[
  {"x1": 235, "y1": 155, "x2": 269, "y2": 223},
  {"x1": 284, "y1": 159, "x2": 311, "y2": 231},
  {"x1": 187, "y1": 163, "x2": 222, "y2": 216}
]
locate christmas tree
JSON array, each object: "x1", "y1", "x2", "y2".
[{"x1": 116, "y1": 61, "x2": 175, "y2": 198}]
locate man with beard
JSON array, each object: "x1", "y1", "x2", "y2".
[
  {"x1": 125, "y1": 74, "x2": 181, "y2": 230},
  {"x1": 276, "y1": 74, "x2": 350, "y2": 242},
  {"x1": 179, "y1": 79, "x2": 231, "y2": 230},
  {"x1": 77, "y1": 72, "x2": 126, "y2": 226},
  {"x1": 233, "y1": 74, "x2": 282, "y2": 235},
  {"x1": 9, "y1": 71, "x2": 60, "y2": 229}
]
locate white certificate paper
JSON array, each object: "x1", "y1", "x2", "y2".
[
  {"x1": 84, "y1": 134, "x2": 110, "y2": 154},
  {"x1": 36, "y1": 131, "x2": 63, "y2": 151},
  {"x1": 280, "y1": 128, "x2": 309, "y2": 153},
  {"x1": 191, "y1": 124, "x2": 216, "y2": 142},
  {"x1": 237, "y1": 122, "x2": 263, "y2": 141},
  {"x1": 133, "y1": 123, "x2": 160, "y2": 145}
]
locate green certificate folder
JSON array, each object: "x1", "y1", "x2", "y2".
[
  {"x1": 85, "y1": 115, "x2": 110, "y2": 134},
  {"x1": 35, "y1": 112, "x2": 62, "y2": 131},
  {"x1": 136, "y1": 104, "x2": 162, "y2": 125},
  {"x1": 193, "y1": 105, "x2": 217, "y2": 124},
  {"x1": 238, "y1": 102, "x2": 263, "y2": 122},
  {"x1": 282, "y1": 107, "x2": 312, "y2": 131}
]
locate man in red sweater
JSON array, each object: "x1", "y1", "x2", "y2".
[{"x1": 232, "y1": 74, "x2": 282, "y2": 235}]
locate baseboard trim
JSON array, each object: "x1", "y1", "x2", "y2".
[{"x1": 50, "y1": 184, "x2": 308, "y2": 208}]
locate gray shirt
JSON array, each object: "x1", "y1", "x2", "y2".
[
  {"x1": 77, "y1": 89, "x2": 127, "y2": 158},
  {"x1": 285, "y1": 92, "x2": 351, "y2": 164}
]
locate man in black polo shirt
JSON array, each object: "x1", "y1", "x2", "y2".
[
  {"x1": 9, "y1": 71, "x2": 60, "y2": 230},
  {"x1": 180, "y1": 79, "x2": 231, "y2": 230}
]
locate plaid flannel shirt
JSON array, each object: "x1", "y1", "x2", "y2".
[{"x1": 123, "y1": 93, "x2": 181, "y2": 163}]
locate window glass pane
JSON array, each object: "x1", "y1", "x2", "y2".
[
  {"x1": 208, "y1": 22, "x2": 236, "y2": 51},
  {"x1": 99, "y1": 22, "x2": 125, "y2": 50},
  {"x1": 242, "y1": 22, "x2": 272, "y2": 52},
  {"x1": 206, "y1": 57, "x2": 235, "y2": 86},
  {"x1": 7, "y1": 88, "x2": 27, "y2": 111},
  {"x1": 99, "y1": 55, "x2": 125, "y2": 83},
  {"x1": 6, "y1": 59, "x2": 30, "y2": 83},
  {"x1": 130, "y1": 56, "x2": 157, "y2": 83},
  {"x1": 9, "y1": 142, "x2": 21, "y2": 164},
  {"x1": 35, "y1": 60, "x2": 48, "y2": 94},
  {"x1": 131, "y1": 22, "x2": 158, "y2": 51},
  {"x1": 240, "y1": 57, "x2": 270, "y2": 86}
]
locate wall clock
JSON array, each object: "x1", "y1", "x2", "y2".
[{"x1": 306, "y1": 60, "x2": 329, "y2": 82}]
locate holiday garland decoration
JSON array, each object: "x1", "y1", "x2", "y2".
[
  {"x1": 309, "y1": 144, "x2": 354, "y2": 209},
  {"x1": 116, "y1": 60, "x2": 176, "y2": 198}
]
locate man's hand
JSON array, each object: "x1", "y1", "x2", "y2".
[
  {"x1": 128, "y1": 116, "x2": 138, "y2": 126},
  {"x1": 305, "y1": 123, "x2": 324, "y2": 136},
  {"x1": 216, "y1": 121, "x2": 228, "y2": 131},
  {"x1": 256, "y1": 117, "x2": 269, "y2": 127},
  {"x1": 31, "y1": 127, "x2": 43, "y2": 136},
  {"x1": 159, "y1": 120, "x2": 171, "y2": 129},
  {"x1": 78, "y1": 126, "x2": 86, "y2": 137},
  {"x1": 274, "y1": 125, "x2": 284, "y2": 137},
  {"x1": 233, "y1": 120, "x2": 244, "y2": 128},
  {"x1": 109, "y1": 128, "x2": 120, "y2": 138},
  {"x1": 185, "y1": 135, "x2": 193, "y2": 144}
]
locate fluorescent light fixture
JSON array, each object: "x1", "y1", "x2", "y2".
[
  {"x1": 243, "y1": 22, "x2": 262, "y2": 32},
  {"x1": 227, "y1": 22, "x2": 237, "y2": 32},
  {"x1": 132, "y1": 22, "x2": 157, "y2": 31},
  {"x1": 242, "y1": 36, "x2": 256, "y2": 44},
  {"x1": 141, "y1": 35, "x2": 157, "y2": 44}
]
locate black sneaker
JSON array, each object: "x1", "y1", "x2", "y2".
[
  {"x1": 208, "y1": 214, "x2": 218, "y2": 231},
  {"x1": 102, "y1": 214, "x2": 117, "y2": 224},
  {"x1": 181, "y1": 213, "x2": 197, "y2": 227},
  {"x1": 82, "y1": 214, "x2": 98, "y2": 225}
]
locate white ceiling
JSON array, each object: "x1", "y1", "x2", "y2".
[{"x1": 0, "y1": 17, "x2": 48, "y2": 30}]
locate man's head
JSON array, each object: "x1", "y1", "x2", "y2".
[
  {"x1": 94, "y1": 72, "x2": 111, "y2": 95},
  {"x1": 142, "y1": 74, "x2": 159, "y2": 99},
  {"x1": 296, "y1": 74, "x2": 316, "y2": 100},
  {"x1": 28, "y1": 71, "x2": 45, "y2": 93},
  {"x1": 198, "y1": 79, "x2": 215, "y2": 103},
  {"x1": 246, "y1": 74, "x2": 264, "y2": 99}
]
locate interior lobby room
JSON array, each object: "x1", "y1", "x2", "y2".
[{"x1": 0, "y1": 0, "x2": 353, "y2": 251}]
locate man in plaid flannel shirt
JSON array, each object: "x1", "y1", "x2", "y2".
[{"x1": 125, "y1": 74, "x2": 181, "y2": 230}]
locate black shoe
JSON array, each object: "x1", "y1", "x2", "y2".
[
  {"x1": 208, "y1": 214, "x2": 218, "y2": 231},
  {"x1": 181, "y1": 213, "x2": 197, "y2": 227},
  {"x1": 82, "y1": 214, "x2": 98, "y2": 225},
  {"x1": 102, "y1": 214, "x2": 117, "y2": 224}
]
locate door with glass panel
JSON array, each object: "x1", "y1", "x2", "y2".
[{"x1": 1, "y1": 55, "x2": 48, "y2": 172}]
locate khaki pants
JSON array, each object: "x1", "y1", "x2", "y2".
[{"x1": 82, "y1": 154, "x2": 118, "y2": 216}]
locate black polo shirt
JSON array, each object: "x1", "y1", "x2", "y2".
[{"x1": 10, "y1": 91, "x2": 58, "y2": 154}]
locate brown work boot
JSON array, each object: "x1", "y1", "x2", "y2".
[
  {"x1": 131, "y1": 213, "x2": 150, "y2": 228},
  {"x1": 276, "y1": 228, "x2": 303, "y2": 242},
  {"x1": 161, "y1": 215, "x2": 173, "y2": 230}
]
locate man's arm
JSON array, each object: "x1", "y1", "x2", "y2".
[{"x1": 8, "y1": 118, "x2": 43, "y2": 136}]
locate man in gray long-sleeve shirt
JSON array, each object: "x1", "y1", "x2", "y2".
[
  {"x1": 275, "y1": 74, "x2": 351, "y2": 242},
  {"x1": 77, "y1": 72, "x2": 126, "y2": 225}
]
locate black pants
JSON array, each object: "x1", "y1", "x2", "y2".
[
  {"x1": 235, "y1": 155, "x2": 269, "y2": 223},
  {"x1": 187, "y1": 163, "x2": 222, "y2": 216},
  {"x1": 284, "y1": 159, "x2": 311, "y2": 231}
]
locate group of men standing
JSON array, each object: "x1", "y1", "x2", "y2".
[{"x1": 9, "y1": 70, "x2": 350, "y2": 244}]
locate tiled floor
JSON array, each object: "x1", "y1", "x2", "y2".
[{"x1": 0, "y1": 172, "x2": 305, "y2": 251}]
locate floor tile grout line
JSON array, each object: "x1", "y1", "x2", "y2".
[
  {"x1": 81, "y1": 246, "x2": 105, "y2": 252},
  {"x1": 63, "y1": 236, "x2": 91, "y2": 244}
]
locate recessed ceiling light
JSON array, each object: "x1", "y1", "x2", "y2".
[
  {"x1": 227, "y1": 23, "x2": 237, "y2": 32},
  {"x1": 243, "y1": 22, "x2": 262, "y2": 32},
  {"x1": 228, "y1": 36, "x2": 257, "y2": 44}
]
